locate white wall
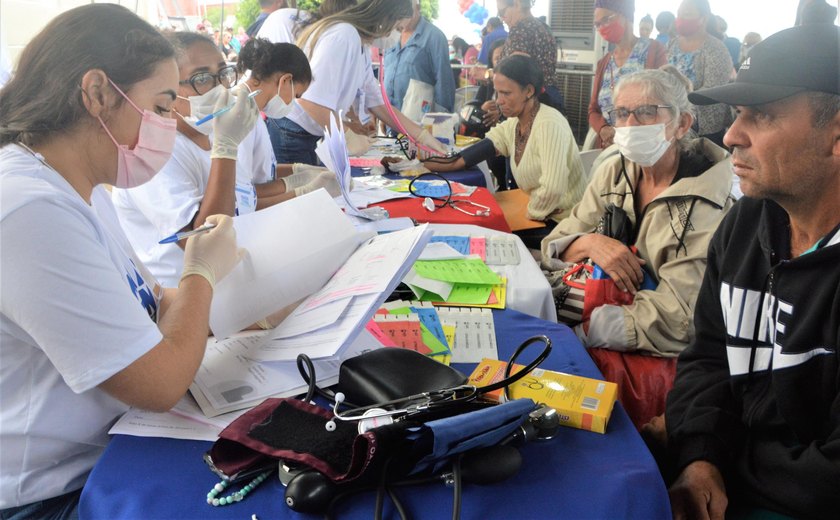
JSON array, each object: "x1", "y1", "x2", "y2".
[{"x1": 0, "y1": 0, "x2": 155, "y2": 70}]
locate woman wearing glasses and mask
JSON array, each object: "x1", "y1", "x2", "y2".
[
  {"x1": 0, "y1": 6, "x2": 243, "y2": 516},
  {"x1": 541, "y1": 67, "x2": 733, "y2": 428},
  {"x1": 113, "y1": 34, "x2": 329, "y2": 289},
  {"x1": 542, "y1": 67, "x2": 733, "y2": 358}
]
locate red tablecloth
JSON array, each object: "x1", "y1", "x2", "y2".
[{"x1": 371, "y1": 187, "x2": 511, "y2": 233}]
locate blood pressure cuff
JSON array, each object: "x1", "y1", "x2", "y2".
[
  {"x1": 206, "y1": 398, "x2": 416, "y2": 484},
  {"x1": 406, "y1": 398, "x2": 536, "y2": 475},
  {"x1": 206, "y1": 397, "x2": 535, "y2": 486},
  {"x1": 458, "y1": 138, "x2": 496, "y2": 168},
  {"x1": 337, "y1": 348, "x2": 467, "y2": 407}
]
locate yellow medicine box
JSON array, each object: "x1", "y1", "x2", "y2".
[{"x1": 468, "y1": 358, "x2": 618, "y2": 434}]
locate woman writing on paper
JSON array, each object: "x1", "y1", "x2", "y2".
[
  {"x1": 0, "y1": 5, "x2": 243, "y2": 515},
  {"x1": 271, "y1": 0, "x2": 448, "y2": 165},
  {"x1": 424, "y1": 56, "x2": 587, "y2": 238},
  {"x1": 113, "y1": 34, "x2": 336, "y2": 288}
]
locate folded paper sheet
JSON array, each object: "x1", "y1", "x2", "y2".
[{"x1": 209, "y1": 190, "x2": 361, "y2": 339}]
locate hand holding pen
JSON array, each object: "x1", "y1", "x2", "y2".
[
  {"x1": 210, "y1": 85, "x2": 262, "y2": 161},
  {"x1": 195, "y1": 89, "x2": 261, "y2": 126}
]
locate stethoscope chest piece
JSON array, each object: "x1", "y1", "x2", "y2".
[{"x1": 357, "y1": 408, "x2": 394, "y2": 434}]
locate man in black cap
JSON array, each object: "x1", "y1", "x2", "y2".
[{"x1": 665, "y1": 24, "x2": 840, "y2": 520}]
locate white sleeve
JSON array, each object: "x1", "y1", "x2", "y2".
[
  {"x1": 255, "y1": 11, "x2": 291, "y2": 44},
  {"x1": 302, "y1": 27, "x2": 364, "y2": 112},
  {"x1": 126, "y1": 151, "x2": 204, "y2": 235},
  {"x1": 0, "y1": 200, "x2": 163, "y2": 393}
]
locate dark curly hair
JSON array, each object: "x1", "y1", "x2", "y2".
[
  {"x1": 0, "y1": 4, "x2": 175, "y2": 147},
  {"x1": 236, "y1": 38, "x2": 312, "y2": 84}
]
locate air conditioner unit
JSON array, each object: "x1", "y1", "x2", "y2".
[{"x1": 548, "y1": 0, "x2": 607, "y2": 146}]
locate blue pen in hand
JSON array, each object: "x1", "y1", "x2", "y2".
[
  {"x1": 158, "y1": 223, "x2": 217, "y2": 244},
  {"x1": 195, "y1": 89, "x2": 261, "y2": 126}
]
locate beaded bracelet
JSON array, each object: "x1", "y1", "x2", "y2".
[{"x1": 206, "y1": 470, "x2": 274, "y2": 506}]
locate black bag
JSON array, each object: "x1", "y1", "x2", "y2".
[{"x1": 337, "y1": 348, "x2": 467, "y2": 407}]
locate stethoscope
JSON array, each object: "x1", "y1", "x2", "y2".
[
  {"x1": 324, "y1": 335, "x2": 552, "y2": 433},
  {"x1": 408, "y1": 172, "x2": 491, "y2": 218}
]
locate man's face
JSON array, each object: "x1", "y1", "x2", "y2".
[{"x1": 724, "y1": 93, "x2": 834, "y2": 204}]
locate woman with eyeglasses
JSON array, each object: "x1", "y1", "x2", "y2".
[
  {"x1": 542, "y1": 66, "x2": 734, "y2": 429},
  {"x1": 542, "y1": 66, "x2": 733, "y2": 359},
  {"x1": 271, "y1": 0, "x2": 448, "y2": 165},
  {"x1": 0, "y1": 6, "x2": 243, "y2": 516},
  {"x1": 112, "y1": 34, "x2": 334, "y2": 289},
  {"x1": 588, "y1": 0, "x2": 666, "y2": 149}
]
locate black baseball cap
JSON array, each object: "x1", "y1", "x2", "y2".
[{"x1": 689, "y1": 24, "x2": 840, "y2": 107}]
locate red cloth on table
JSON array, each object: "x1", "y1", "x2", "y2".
[
  {"x1": 373, "y1": 188, "x2": 511, "y2": 233},
  {"x1": 587, "y1": 348, "x2": 677, "y2": 431}
]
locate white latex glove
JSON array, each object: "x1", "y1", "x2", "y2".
[
  {"x1": 345, "y1": 128, "x2": 376, "y2": 156},
  {"x1": 211, "y1": 85, "x2": 259, "y2": 160},
  {"x1": 180, "y1": 214, "x2": 244, "y2": 289},
  {"x1": 416, "y1": 129, "x2": 448, "y2": 156},
  {"x1": 294, "y1": 170, "x2": 342, "y2": 198},
  {"x1": 283, "y1": 164, "x2": 331, "y2": 190}
]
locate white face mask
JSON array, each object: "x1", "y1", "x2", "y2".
[
  {"x1": 613, "y1": 124, "x2": 673, "y2": 167},
  {"x1": 180, "y1": 84, "x2": 226, "y2": 120},
  {"x1": 263, "y1": 79, "x2": 296, "y2": 119},
  {"x1": 372, "y1": 29, "x2": 401, "y2": 50}
]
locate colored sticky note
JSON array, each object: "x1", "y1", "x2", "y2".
[
  {"x1": 469, "y1": 237, "x2": 486, "y2": 261},
  {"x1": 413, "y1": 258, "x2": 502, "y2": 285},
  {"x1": 430, "y1": 235, "x2": 471, "y2": 255},
  {"x1": 375, "y1": 319, "x2": 432, "y2": 354}
]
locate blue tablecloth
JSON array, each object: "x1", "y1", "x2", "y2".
[
  {"x1": 351, "y1": 166, "x2": 487, "y2": 189},
  {"x1": 79, "y1": 309, "x2": 671, "y2": 519}
]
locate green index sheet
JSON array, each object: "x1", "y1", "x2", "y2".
[{"x1": 412, "y1": 258, "x2": 502, "y2": 285}]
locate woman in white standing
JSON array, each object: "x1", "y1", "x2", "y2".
[
  {"x1": 0, "y1": 5, "x2": 242, "y2": 516},
  {"x1": 273, "y1": 0, "x2": 448, "y2": 165}
]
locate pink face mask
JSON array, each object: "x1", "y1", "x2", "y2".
[{"x1": 97, "y1": 79, "x2": 177, "y2": 189}]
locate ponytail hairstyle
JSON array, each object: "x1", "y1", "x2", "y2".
[
  {"x1": 297, "y1": 0, "x2": 412, "y2": 58},
  {"x1": 495, "y1": 54, "x2": 544, "y2": 98},
  {"x1": 0, "y1": 4, "x2": 174, "y2": 147},
  {"x1": 237, "y1": 38, "x2": 312, "y2": 84}
]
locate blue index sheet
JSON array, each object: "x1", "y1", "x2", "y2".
[
  {"x1": 430, "y1": 235, "x2": 470, "y2": 255},
  {"x1": 410, "y1": 303, "x2": 448, "y2": 347},
  {"x1": 410, "y1": 181, "x2": 451, "y2": 199}
]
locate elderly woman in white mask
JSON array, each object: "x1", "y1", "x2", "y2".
[{"x1": 541, "y1": 66, "x2": 734, "y2": 357}]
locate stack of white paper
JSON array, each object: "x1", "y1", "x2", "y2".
[
  {"x1": 209, "y1": 189, "x2": 363, "y2": 339},
  {"x1": 252, "y1": 224, "x2": 434, "y2": 362}
]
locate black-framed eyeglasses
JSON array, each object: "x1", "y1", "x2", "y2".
[
  {"x1": 179, "y1": 65, "x2": 238, "y2": 96},
  {"x1": 593, "y1": 13, "x2": 620, "y2": 29},
  {"x1": 607, "y1": 104, "x2": 672, "y2": 125}
]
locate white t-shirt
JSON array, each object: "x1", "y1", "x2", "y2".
[
  {"x1": 255, "y1": 7, "x2": 310, "y2": 44},
  {"x1": 112, "y1": 132, "x2": 259, "y2": 287},
  {"x1": 285, "y1": 23, "x2": 384, "y2": 136},
  {"x1": 0, "y1": 144, "x2": 163, "y2": 507},
  {"x1": 243, "y1": 118, "x2": 276, "y2": 184}
]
